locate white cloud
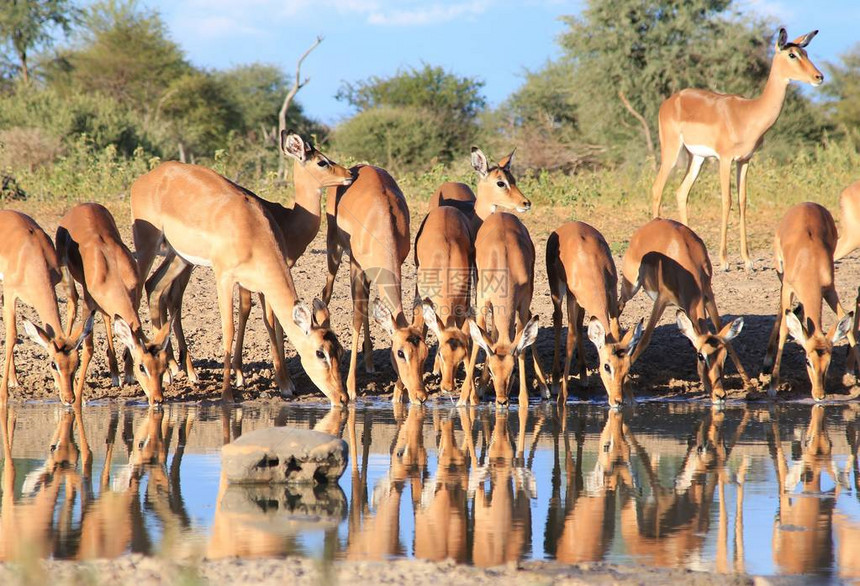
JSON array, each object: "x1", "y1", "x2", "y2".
[{"x1": 367, "y1": 1, "x2": 490, "y2": 26}]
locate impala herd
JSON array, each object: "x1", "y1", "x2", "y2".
[{"x1": 1, "y1": 28, "x2": 858, "y2": 410}]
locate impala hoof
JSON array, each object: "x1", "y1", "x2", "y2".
[
  {"x1": 767, "y1": 385, "x2": 778, "y2": 399},
  {"x1": 110, "y1": 374, "x2": 121, "y2": 387},
  {"x1": 280, "y1": 379, "x2": 296, "y2": 398}
]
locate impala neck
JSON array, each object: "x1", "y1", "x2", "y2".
[
  {"x1": 748, "y1": 56, "x2": 791, "y2": 138},
  {"x1": 290, "y1": 159, "x2": 325, "y2": 254},
  {"x1": 33, "y1": 288, "x2": 64, "y2": 338},
  {"x1": 474, "y1": 184, "x2": 496, "y2": 221}
]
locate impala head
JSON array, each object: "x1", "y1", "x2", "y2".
[
  {"x1": 784, "y1": 308, "x2": 852, "y2": 401},
  {"x1": 469, "y1": 315, "x2": 540, "y2": 407},
  {"x1": 471, "y1": 147, "x2": 531, "y2": 213},
  {"x1": 281, "y1": 130, "x2": 353, "y2": 188},
  {"x1": 676, "y1": 310, "x2": 744, "y2": 403},
  {"x1": 587, "y1": 318, "x2": 643, "y2": 407},
  {"x1": 130, "y1": 408, "x2": 166, "y2": 467},
  {"x1": 596, "y1": 409, "x2": 630, "y2": 492},
  {"x1": 422, "y1": 300, "x2": 470, "y2": 393},
  {"x1": 775, "y1": 28, "x2": 823, "y2": 87},
  {"x1": 374, "y1": 299, "x2": 429, "y2": 404},
  {"x1": 292, "y1": 299, "x2": 347, "y2": 406},
  {"x1": 113, "y1": 317, "x2": 172, "y2": 406},
  {"x1": 24, "y1": 315, "x2": 93, "y2": 406}
]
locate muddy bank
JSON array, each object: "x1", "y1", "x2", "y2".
[{"x1": 0, "y1": 556, "x2": 759, "y2": 586}]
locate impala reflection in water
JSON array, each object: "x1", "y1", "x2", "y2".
[{"x1": 1, "y1": 401, "x2": 860, "y2": 579}]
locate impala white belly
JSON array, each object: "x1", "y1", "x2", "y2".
[
  {"x1": 0, "y1": 272, "x2": 4, "y2": 281},
  {"x1": 175, "y1": 250, "x2": 213, "y2": 268},
  {"x1": 645, "y1": 289, "x2": 658, "y2": 301},
  {"x1": 685, "y1": 143, "x2": 719, "y2": 158}
]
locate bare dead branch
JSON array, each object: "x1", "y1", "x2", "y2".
[{"x1": 618, "y1": 90, "x2": 656, "y2": 171}]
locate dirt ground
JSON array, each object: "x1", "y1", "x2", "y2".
[
  {"x1": 0, "y1": 555, "x2": 759, "y2": 586},
  {"x1": 3, "y1": 196, "x2": 860, "y2": 406}
]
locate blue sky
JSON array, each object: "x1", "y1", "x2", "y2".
[{"x1": 135, "y1": 0, "x2": 860, "y2": 124}]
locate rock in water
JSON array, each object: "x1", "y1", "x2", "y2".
[{"x1": 222, "y1": 427, "x2": 348, "y2": 484}]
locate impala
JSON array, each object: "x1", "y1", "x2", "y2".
[
  {"x1": 321, "y1": 164, "x2": 427, "y2": 404},
  {"x1": 651, "y1": 28, "x2": 823, "y2": 271},
  {"x1": 834, "y1": 178, "x2": 860, "y2": 261},
  {"x1": 461, "y1": 149, "x2": 548, "y2": 406},
  {"x1": 414, "y1": 204, "x2": 473, "y2": 394},
  {"x1": 0, "y1": 210, "x2": 91, "y2": 405},
  {"x1": 131, "y1": 160, "x2": 347, "y2": 405},
  {"x1": 762, "y1": 203, "x2": 855, "y2": 400},
  {"x1": 56, "y1": 203, "x2": 172, "y2": 405},
  {"x1": 546, "y1": 221, "x2": 643, "y2": 405},
  {"x1": 427, "y1": 150, "x2": 532, "y2": 240},
  {"x1": 619, "y1": 219, "x2": 749, "y2": 402}
]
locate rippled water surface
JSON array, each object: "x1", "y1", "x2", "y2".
[{"x1": 1, "y1": 400, "x2": 859, "y2": 581}]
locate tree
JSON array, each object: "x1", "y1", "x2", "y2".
[
  {"x1": 824, "y1": 43, "x2": 860, "y2": 148},
  {"x1": 504, "y1": 0, "x2": 817, "y2": 164},
  {"x1": 335, "y1": 64, "x2": 486, "y2": 168},
  {"x1": 58, "y1": 0, "x2": 189, "y2": 115},
  {"x1": 158, "y1": 72, "x2": 242, "y2": 161},
  {"x1": 0, "y1": 0, "x2": 76, "y2": 83}
]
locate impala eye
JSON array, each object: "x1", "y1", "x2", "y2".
[
  {"x1": 788, "y1": 52, "x2": 797, "y2": 59},
  {"x1": 806, "y1": 358, "x2": 812, "y2": 368},
  {"x1": 317, "y1": 160, "x2": 328, "y2": 167},
  {"x1": 397, "y1": 349, "x2": 406, "y2": 360},
  {"x1": 697, "y1": 352, "x2": 705, "y2": 362},
  {"x1": 138, "y1": 364, "x2": 146, "y2": 375},
  {"x1": 51, "y1": 362, "x2": 59, "y2": 371},
  {"x1": 496, "y1": 181, "x2": 506, "y2": 188},
  {"x1": 603, "y1": 363, "x2": 610, "y2": 373},
  {"x1": 316, "y1": 350, "x2": 326, "y2": 360}
]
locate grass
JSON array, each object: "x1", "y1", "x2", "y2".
[{"x1": 3, "y1": 140, "x2": 859, "y2": 267}]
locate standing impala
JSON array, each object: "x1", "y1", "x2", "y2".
[
  {"x1": 131, "y1": 161, "x2": 347, "y2": 405},
  {"x1": 651, "y1": 28, "x2": 823, "y2": 271},
  {"x1": 834, "y1": 178, "x2": 860, "y2": 261},
  {"x1": 762, "y1": 203, "x2": 855, "y2": 400},
  {"x1": 56, "y1": 203, "x2": 172, "y2": 405},
  {"x1": 414, "y1": 204, "x2": 473, "y2": 394},
  {"x1": 0, "y1": 211, "x2": 91, "y2": 405},
  {"x1": 461, "y1": 148, "x2": 548, "y2": 407},
  {"x1": 321, "y1": 164, "x2": 428, "y2": 404},
  {"x1": 546, "y1": 221, "x2": 643, "y2": 406},
  {"x1": 619, "y1": 219, "x2": 749, "y2": 403},
  {"x1": 151, "y1": 132, "x2": 352, "y2": 397}
]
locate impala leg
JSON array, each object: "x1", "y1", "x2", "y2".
[
  {"x1": 651, "y1": 129, "x2": 682, "y2": 218},
  {"x1": 460, "y1": 306, "x2": 486, "y2": 406},
  {"x1": 618, "y1": 275, "x2": 640, "y2": 315},
  {"x1": 1, "y1": 297, "x2": 17, "y2": 403},
  {"x1": 64, "y1": 272, "x2": 79, "y2": 339},
  {"x1": 75, "y1": 320, "x2": 95, "y2": 407},
  {"x1": 560, "y1": 292, "x2": 575, "y2": 404},
  {"x1": 163, "y1": 265, "x2": 196, "y2": 383},
  {"x1": 321, "y1": 220, "x2": 342, "y2": 305},
  {"x1": 737, "y1": 160, "x2": 753, "y2": 271},
  {"x1": 763, "y1": 286, "x2": 789, "y2": 372},
  {"x1": 216, "y1": 278, "x2": 236, "y2": 403},
  {"x1": 347, "y1": 260, "x2": 369, "y2": 401},
  {"x1": 675, "y1": 154, "x2": 705, "y2": 226},
  {"x1": 705, "y1": 297, "x2": 750, "y2": 386},
  {"x1": 824, "y1": 287, "x2": 860, "y2": 382},
  {"x1": 260, "y1": 294, "x2": 293, "y2": 397},
  {"x1": 550, "y1": 279, "x2": 564, "y2": 396},
  {"x1": 231, "y1": 288, "x2": 252, "y2": 388},
  {"x1": 573, "y1": 298, "x2": 587, "y2": 388},
  {"x1": 718, "y1": 158, "x2": 733, "y2": 271},
  {"x1": 849, "y1": 287, "x2": 860, "y2": 376},
  {"x1": 101, "y1": 313, "x2": 122, "y2": 387},
  {"x1": 517, "y1": 315, "x2": 529, "y2": 408},
  {"x1": 767, "y1": 288, "x2": 793, "y2": 398},
  {"x1": 631, "y1": 296, "x2": 668, "y2": 364}
]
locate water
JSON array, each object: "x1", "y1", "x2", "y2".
[{"x1": 0, "y1": 400, "x2": 859, "y2": 581}]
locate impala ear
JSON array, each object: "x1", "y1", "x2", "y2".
[
  {"x1": 422, "y1": 300, "x2": 442, "y2": 338},
  {"x1": 498, "y1": 148, "x2": 515, "y2": 170},
  {"x1": 792, "y1": 30, "x2": 818, "y2": 48},
  {"x1": 625, "y1": 319, "x2": 644, "y2": 357},
  {"x1": 471, "y1": 147, "x2": 489, "y2": 177},
  {"x1": 411, "y1": 295, "x2": 425, "y2": 330},
  {"x1": 468, "y1": 319, "x2": 492, "y2": 355},
  {"x1": 831, "y1": 312, "x2": 853, "y2": 344},
  {"x1": 24, "y1": 320, "x2": 51, "y2": 350},
  {"x1": 776, "y1": 27, "x2": 788, "y2": 50},
  {"x1": 312, "y1": 298, "x2": 330, "y2": 328},
  {"x1": 281, "y1": 130, "x2": 307, "y2": 162},
  {"x1": 113, "y1": 316, "x2": 137, "y2": 351},
  {"x1": 719, "y1": 317, "x2": 744, "y2": 342},
  {"x1": 292, "y1": 301, "x2": 313, "y2": 336},
  {"x1": 73, "y1": 313, "x2": 95, "y2": 350},
  {"x1": 587, "y1": 317, "x2": 607, "y2": 351},
  {"x1": 372, "y1": 299, "x2": 396, "y2": 336},
  {"x1": 676, "y1": 310, "x2": 697, "y2": 345},
  {"x1": 513, "y1": 315, "x2": 539, "y2": 357},
  {"x1": 784, "y1": 310, "x2": 807, "y2": 344}
]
